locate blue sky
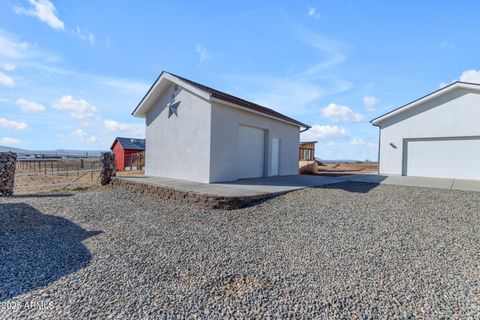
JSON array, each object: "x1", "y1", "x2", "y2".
[{"x1": 1, "y1": 1, "x2": 479, "y2": 160}]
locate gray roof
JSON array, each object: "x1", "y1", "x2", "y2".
[
  {"x1": 112, "y1": 137, "x2": 145, "y2": 151},
  {"x1": 132, "y1": 71, "x2": 310, "y2": 128},
  {"x1": 371, "y1": 81, "x2": 480, "y2": 125},
  {"x1": 300, "y1": 140, "x2": 317, "y2": 145}
]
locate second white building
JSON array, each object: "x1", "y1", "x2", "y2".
[{"x1": 372, "y1": 81, "x2": 480, "y2": 180}]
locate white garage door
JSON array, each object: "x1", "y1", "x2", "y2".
[
  {"x1": 405, "y1": 137, "x2": 480, "y2": 180},
  {"x1": 237, "y1": 125, "x2": 265, "y2": 179}
]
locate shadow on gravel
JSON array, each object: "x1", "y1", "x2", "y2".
[
  {"x1": 237, "y1": 182, "x2": 384, "y2": 210},
  {"x1": 314, "y1": 181, "x2": 382, "y2": 193},
  {"x1": 12, "y1": 193, "x2": 74, "y2": 198},
  {"x1": 0, "y1": 203, "x2": 102, "y2": 301}
]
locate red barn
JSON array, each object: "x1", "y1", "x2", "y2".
[{"x1": 110, "y1": 137, "x2": 146, "y2": 171}]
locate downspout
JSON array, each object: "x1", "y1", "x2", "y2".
[
  {"x1": 300, "y1": 126, "x2": 310, "y2": 133},
  {"x1": 371, "y1": 120, "x2": 381, "y2": 175}
]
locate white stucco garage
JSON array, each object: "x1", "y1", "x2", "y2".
[
  {"x1": 132, "y1": 72, "x2": 310, "y2": 183},
  {"x1": 372, "y1": 81, "x2": 480, "y2": 180}
]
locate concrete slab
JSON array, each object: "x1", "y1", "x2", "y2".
[
  {"x1": 220, "y1": 175, "x2": 349, "y2": 192},
  {"x1": 118, "y1": 175, "x2": 347, "y2": 198},
  {"x1": 344, "y1": 174, "x2": 480, "y2": 192},
  {"x1": 114, "y1": 175, "x2": 352, "y2": 209},
  {"x1": 343, "y1": 174, "x2": 388, "y2": 184},
  {"x1": 115, "y1": 173, "x2": 480, "y2": 208},
  {"x1": 381, "y1": 176, "x2": 454, "y2": 189},
  {"x1": 348, "y1": 174, "x2": 454, "y2": 189},
  {"x1": 451, "y1": 179, "x2": 480, "y2": 192}
]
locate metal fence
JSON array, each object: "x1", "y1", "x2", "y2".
[
  {"x1": 124, "y1": 153, "x2": 144, "y2": 171},
  {"x1": 15, "y1": 158, "x2": 102, "y2": 193}
]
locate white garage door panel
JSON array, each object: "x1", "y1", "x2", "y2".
[
  {"x1": 406, "y1": 138, "x2": 480, "y2": 180},
  {"x1": 237, "y1": 126, "x2": 265, "y2": 179}
]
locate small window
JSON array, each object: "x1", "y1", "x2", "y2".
[{"x1": 303, "y1": 149, "x2": 311, "y2": 160}]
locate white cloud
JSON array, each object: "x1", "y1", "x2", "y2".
[
  {"x1": 321, "y1": 103, "x2": 365, "y2": 123},
  {"x1": 0, "y1": 72, "x2": 14, "y2": 87},
  {"x1": 0, "y1": 137, "x2": 21, "y2": 146},
  {"x1": 73, "y1": 27, "x2": 95, "y2": 45},
  {"x1": 227, "y1": 29, "x2": 351, "y2": 117},
  {"x1": 16, "y1": 98, "x2": 46, "y2": 113},
  {"x1": 0, "y1": 31, "x2": 31, "y2": 59},
  {"x1": 352, "y1": 137, "x2": 365, "y2": 145},
  {"x1": 363, "y1": 95, "x2": 379, "y2": 112},
  {"x1": 13, "y1": 0, "x2": 64, "y2": 30},
  {"x1": 440, "y1": 69, "x2": 480, "y2": 88},
  {"x1": 196, "y1": 45, "x2": 212, "y2": 63},
  {"x1": 72, "y1": 129, "x2": 98, "y2": 143},
  {"x1": 103, "y1": 120, "x2": 144, "y2": 137},
  {"x1": 299, "y1": 29, "x2": 348, "y2": 76},
  {"x1": 301, "y1": 124, "x2": 348, "y2": 141},
  {"x1": 459, "y1": 69, "x2": 480, "y2": 83},
  {"x1": 307, "y1": 7, "x2": 320, "y2": 19},
  {"x1": 351, "y1": 137, "x2": 377, "y2": 150},
  {"x1": 245, "y1": 77, "x2": 330, "y2": 114},
  {"x1": 0, "y1": 30, "x2": 60, "y2": 65},
  {"x1": 1, "y1": 63, "x2": 16, "y2": 71},
  {"x1": 97, "y1": 77, "x2": 149, "y2": 94},
  {"x1": 53, "y1": 95, "x2": 97, "y2": 119},
  {"x1": 0, "y1": 118, "x2": 29, "y2": 131},
  {"x1": 0, "y1": 31, "x2": 156, "y2": 96}
]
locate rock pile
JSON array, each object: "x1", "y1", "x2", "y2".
[
  {"x1": 100, "y1": 152, "x2": 115, "y2": 185},
  {"x1": 0, "y1": 152, "x2": 17, "y2": 196}
]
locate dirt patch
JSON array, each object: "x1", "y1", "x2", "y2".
[
  {"x1": 116, "y1": 170, "x2": 144, "y2": 177},
  {"x1": 316, "y1": 163, "x2": 378, "y2": 176},
  {"x1": 14, "y1": 173, "x2": 101, "y2": 195},
  {"x1": 208, "y1": 275, "x2": 273, "y2": 299},
  {"x1": 13, "y1": 163, "x2": 144, "y2": 195}
]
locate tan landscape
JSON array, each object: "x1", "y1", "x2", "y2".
[
  {"x1": 316, "y1": 163, "x2": 378, "y2": 176},
  {"x1": 13, "y1": 159, "x2": 144, "y2": 195}
]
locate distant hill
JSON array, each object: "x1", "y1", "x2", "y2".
[
  {"x1": 0, "y1": 145, "x2": 29, "y2": 154},
  {"x1": 0, "y1": 145, "x2": 106, "y2": 159}
]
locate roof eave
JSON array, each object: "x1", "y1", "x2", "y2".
[
  {"x1": 132, "y1": 71, "x2": 310, "y2": 129},
  {"x1": 370, "y1": 81, "x2": 480, "y2": 126},
  {"x1": 132, "y1": 71, "x2": 166, "y2": 118},
  {"x1": 110, "y1": 137, "x2": 120, "y2": 150},
  {"x1": 210, "y1": 97, "x2": 310, "y2": 129},
  {"x1": 132, "y1": 72, "x2": 211, "y2": 118}
]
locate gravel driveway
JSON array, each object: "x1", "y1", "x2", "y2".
[{"x1": 1, "y1": 182, "x2": 479, "y2": 319}]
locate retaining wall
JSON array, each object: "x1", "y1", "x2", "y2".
[{"x1": 111, "y1": 177, "x2": 275, "y2": 210}]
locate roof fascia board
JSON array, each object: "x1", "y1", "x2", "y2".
[
  {"x1": 371, "y1": 82, "x2": 480, "y2": 125},
  {"x1": 132, "y1": 73, "x2": 211, "y2": 118},
  {"x1": 110, "y1": 138, "x2": 120, "y2": 150},
  {"x1": 163, "y1": 73, "x2": 211, "y2": 100}
]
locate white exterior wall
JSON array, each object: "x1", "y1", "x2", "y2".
[
  {"x1": 209, "y1": 102, "x2": 300, "y2": 182},
  {"x1": 378, "y1": 89, "x2": 480, "y2": 175},
  {"x1": 145, "y1": 84, "x2": 212, "y2": 183}
]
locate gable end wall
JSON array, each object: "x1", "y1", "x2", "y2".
[{"x1": 379, "y1": 89, "x2": 480, "y2": 175}]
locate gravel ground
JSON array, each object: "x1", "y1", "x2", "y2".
[{"x1": 1, "y1": 182, "x2": 479, "y2": 319}]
